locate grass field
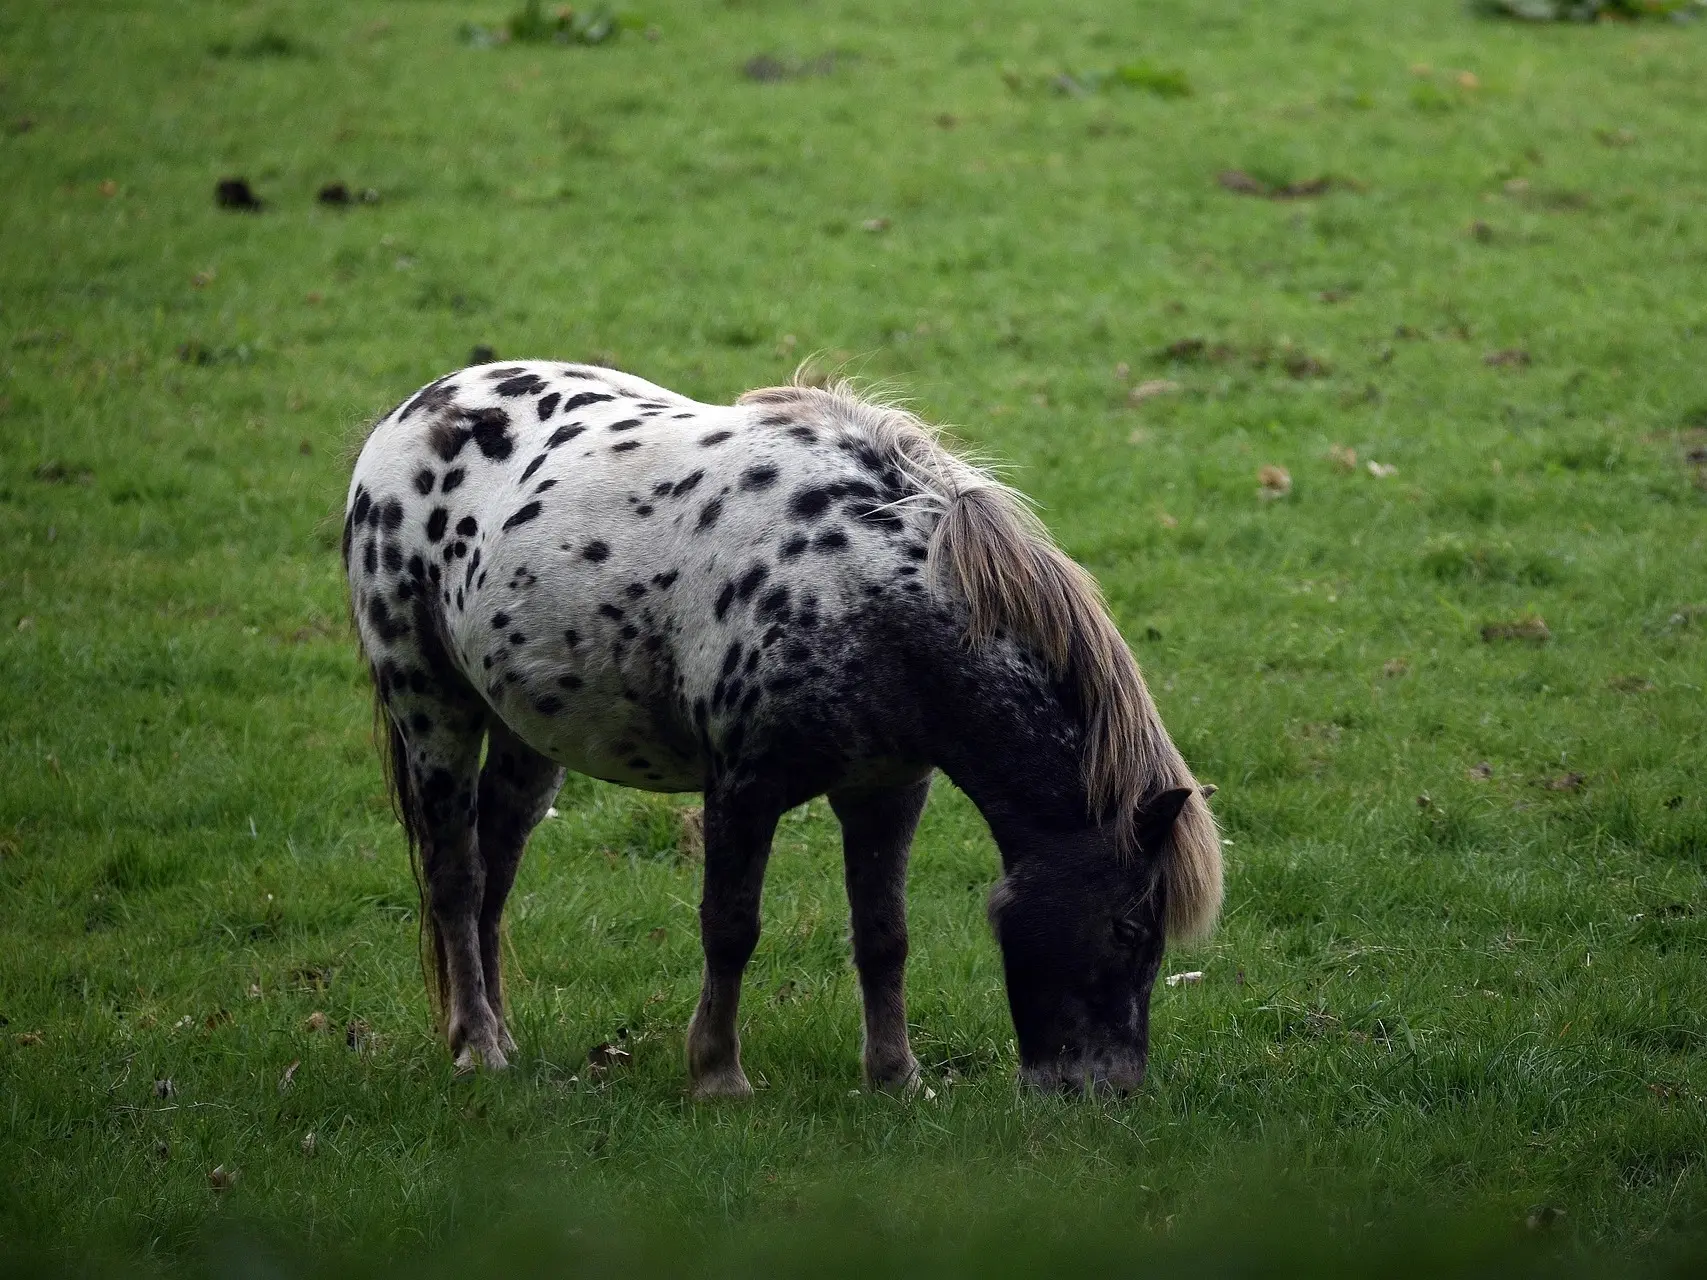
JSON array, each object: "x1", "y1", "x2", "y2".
[{"x1": 3, "y1": 0, "x2": 1706, "y2": 1273}]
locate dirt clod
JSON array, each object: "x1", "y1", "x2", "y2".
[
  {"x1": 214, "y1": 178, "x2": 263, "y2": 212},
  {"x1": 1217, "y1": 170, "x2": 1336, "y2": 199}
]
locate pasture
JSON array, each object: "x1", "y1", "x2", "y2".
[{"x1": 2, "y1": 0, "x2": 1705, "y2": 1272}]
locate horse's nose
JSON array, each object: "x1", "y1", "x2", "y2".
[
  {"x1": 1092, "y1": 1058, "x2": 1146, "y2": 1096},
  {"x1": 1080, "y1": 1050, "x2": 1147, "y2": 1096}
]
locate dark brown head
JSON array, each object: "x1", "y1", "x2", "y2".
[{"x1": 987, "y1": 787, "x2": 1195, "y2": 1095}]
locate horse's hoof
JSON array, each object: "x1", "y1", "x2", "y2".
[
  {"x1": 689, "y1": 1068, "x2": 753, "y2": 1100},
  {"x1": 453, "y1": 1041, "x2": 510, "y2": 1074},
  {"x1": 866, "y1": 1059, "x2": 922, "y2": 1095}
]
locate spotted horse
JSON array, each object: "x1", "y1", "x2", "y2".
[{"x1": 345, "y1": 361, "x2": 1222, "y2": 1095}]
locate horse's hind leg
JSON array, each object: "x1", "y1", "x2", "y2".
[
  {"x1": 385, "y1": 708, "x2": 510, "y2": 1071},
  {"x1": 686, "y1": 781, "x2": 785, "y2": 1099},
  {"x1": 475, "y1": 721, "x2": 566, "y2": 1056},
  {"x1": 830, "y1": 776, "x2": 931, "y2": 1092}
]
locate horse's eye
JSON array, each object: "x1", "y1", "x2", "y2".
[{"x1": 1112, "y1": 916, "x2": 1145, "y2": 948}]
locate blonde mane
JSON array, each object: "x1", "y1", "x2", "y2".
[{"x1": 739, "y1": 380, "x2": 1223, "y2": 942}]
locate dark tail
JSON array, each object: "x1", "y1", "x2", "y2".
[{"x1": 373, "y1": 680, "x2": 448, "y2": 1028}]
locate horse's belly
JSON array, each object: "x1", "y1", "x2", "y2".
[{"x1": 477, "y1": 648, "x2": 705, "y2": 793}]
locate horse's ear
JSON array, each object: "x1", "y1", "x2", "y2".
[{"x1": 1136, "y1": 787, "x2": 1194, "y2": 852}]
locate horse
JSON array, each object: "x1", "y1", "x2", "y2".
[{"x1": 343, "y1": 361, "x2": 1222, "y2": 1095}]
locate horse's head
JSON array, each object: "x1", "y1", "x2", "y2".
[{"x1": 987, "y1": 787, "x2": 1197, "y2": 1095}]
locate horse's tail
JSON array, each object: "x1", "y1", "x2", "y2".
[
  {"x1": 347, "y1": 483, "x2": 448, "y2": 1027},
  {"x1": 373, "y1": 686, "x2": 449, "y2": 1024},
  {"x1": 739, "y1": 379, "x2": 1222, "y2": 943}
]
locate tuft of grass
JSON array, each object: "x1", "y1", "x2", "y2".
[
  {"x1": 1026, "y1": 61, "x2": 1193, "y2": 98},
  {"x1": 1107, "y1": 61, "x2": 1195, "y2": 97}
]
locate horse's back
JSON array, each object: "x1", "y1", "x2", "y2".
[{"x1": 347, "y1": 363, "x2": 955, "y2": 794}]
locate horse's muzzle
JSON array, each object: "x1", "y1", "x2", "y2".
[{"x1": 1018, "y1": 1054, "x2": 1147, "y2": 1096}]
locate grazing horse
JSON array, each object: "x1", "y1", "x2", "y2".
[{"x1": 344, "y1": 362, "x2": 1221, "y2": 1095}]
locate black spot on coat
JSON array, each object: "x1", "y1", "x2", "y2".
[
  {"x1": 788, "y1": 487, "x2": 832, "y2": 521},
  {"x1": 400, "y1": 376, "x2": 458, "y2": 422},
  {"x1": 502, "y1": 502, "x2": 542, "y2": 531},
  {"x1": 493, "y1": 373, "x2": 547, "y2": 398},
  {"x1": 736, "y1": 562, "x2": 769, "y2": 601},
  {"x1": 740, "y1": 464, "x2": 779, "y2": 491},
  {"x1": 562, "y1": 391, "x2": 615, "y2": 413},
  {"x1": 469, "y1": 408, "x2": 514, "y2": 460}
]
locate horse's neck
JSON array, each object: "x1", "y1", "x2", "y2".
[{"x1": 930, "y1": 683, "x2": 1095, "y2": 868}]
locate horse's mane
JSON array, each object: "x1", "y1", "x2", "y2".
[{"x1": 738, "y1": 378, "x2": 1223, "y2": 943}]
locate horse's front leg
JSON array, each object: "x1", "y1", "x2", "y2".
[
  {"x1": 686, "y1": 783, "x2": 783, "y2": 1099},
  {"x1": 830, "y1": 777, "x2": 931, "y2": 1092}
]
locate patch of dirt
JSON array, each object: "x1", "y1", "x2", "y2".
[
  {"x1": 1217, "y1": 170, "x2": 1342, "y2": 199},
  {"x1": 1481, "y1": 615, "x2": 1550, "y2": 643},
  {"x1": 741, "y1": 52, "x2": 845, "y2": 82},
  {"x1": 1484, "y1": 348, "x2": 1531, "y2": 368}
]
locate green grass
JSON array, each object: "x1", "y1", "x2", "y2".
[{"x1": 2, "y1": 0, "x2": 1706, "y2": 1272}]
